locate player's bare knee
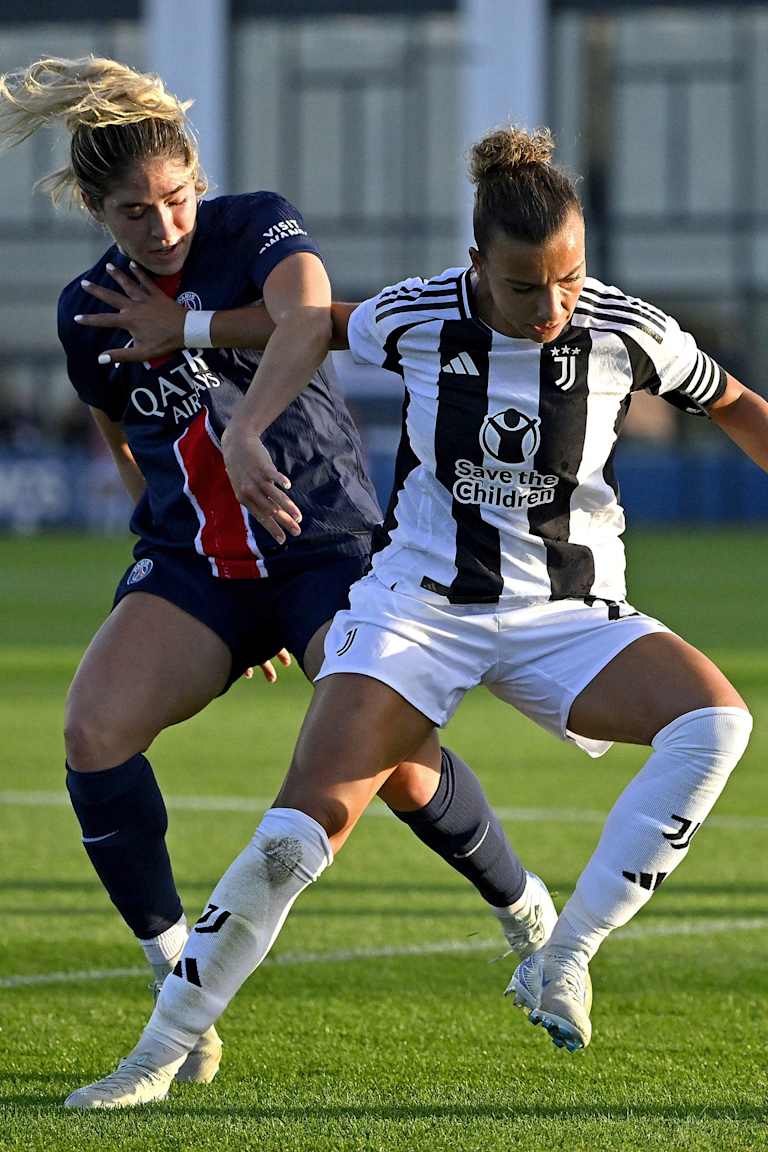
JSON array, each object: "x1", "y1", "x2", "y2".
[
  {"x1": 273, "y1": 780, "x2": 351, "y2": 840},
  {"x1": 64, "y1": 702, "x2": 146, "y2": 771}
]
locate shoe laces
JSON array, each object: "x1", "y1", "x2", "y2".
[{"x1": 501, "y1": 894, "x2": 548, "y2": 954}]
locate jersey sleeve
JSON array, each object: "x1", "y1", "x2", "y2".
[
  {"x1": 638, "y1": 311, "x2": 727, "y2": 415},
  {"x1": 57, "y1": 291, "x2": 125, "y2": 422},
  {"x1": 242, "y1": 194, "x2": 323, "y2": 291},
  {"x1": 347, "y1": 277, "x2": 429, "y2": 368}
]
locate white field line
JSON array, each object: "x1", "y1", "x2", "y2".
[
  {"x1": 2, "y1": 917, "x2": 768, "y2": 989},
  {"x1": 2, "y1": 790, "x2": 768, "y2": 831}
]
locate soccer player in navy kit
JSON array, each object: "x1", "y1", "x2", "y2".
[
  {"x1": 0, "y1": 58, "x2": 558, "y2": 1091},
  {"x1": 60, "y1": 122, "x2": 768, "y2": 1106}
]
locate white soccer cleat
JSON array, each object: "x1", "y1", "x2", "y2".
[
  {"x1": 506, "y1": 945, "x2": 593, "y2": 1052},
  {"x1": 173, "y1": 1026, "x2": 223, "y2": 1084},
  {"x1": 151, "y1": 979, "x2": 223, "y2": 1084},
  {"x1": 63, "y1": 1050, "x2": 181, "y2": 1109},
  {"x1": 494, "y1": 871, "x2": 558, "y2": 961}
]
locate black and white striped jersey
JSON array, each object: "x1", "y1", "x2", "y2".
[{"x1": 347, "y1": 268, "x2": 727, "y2": 607}]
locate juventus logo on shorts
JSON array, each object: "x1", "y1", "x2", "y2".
[
  {"x1": 662, "y1": 813, "x2": 701, "y2": 850},
  {"x1": 336, "y1": 627, "x2": 357, "y2": 656}
]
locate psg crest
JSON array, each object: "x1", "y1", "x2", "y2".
[
  {"x1": 127, "y1": 558, "x2": 154, "y2": 585},
  {"x1": 177, "y1": 291, "x2": 203, "y2": 311},
  {"x1": 479, "y1": 407, "x2": 541, "y2": 464}
]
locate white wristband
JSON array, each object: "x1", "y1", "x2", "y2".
[{"x1": 183, "y1": 309, "x2": 215, "y2": 348}]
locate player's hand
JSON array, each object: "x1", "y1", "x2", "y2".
[
  {"x1": 74, "y1": 261, "x2": 186, "y2": 363},
  {"x1": 243, "y1": 649, "x2": 292, "y2": 683},
  {"x1": 221, "y1": 421, "x2": 302, "y2": 544}
]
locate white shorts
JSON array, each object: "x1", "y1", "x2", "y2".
[{"x1": 317, "y1": 573, "x2": 670, "y2": 758}]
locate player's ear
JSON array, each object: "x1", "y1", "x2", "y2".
[
  {"x1": 469, "y1": 246, "x2": 482, "y2": 273},
  {"x1": 82, "y1": 191, "x2": 104, "y2": 223}
]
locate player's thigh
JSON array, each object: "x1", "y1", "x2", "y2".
[
  {"x1": 275, "y1": 672, "x2": 436, "y2": 850},
  {"x1": 65, "y1": 592, "x2": 232, "y2": 769},
  {"x1": 568, "y1": 631, "x2": 746, "y2": 746},
  {"x1": 302, "y1": 620, "x2": 331, "y2": 681},
  {"x1": 303, "y1": 620, "x2": 443, "y2": 812}
]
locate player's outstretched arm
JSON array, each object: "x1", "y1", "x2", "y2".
[
  {"x1": 201, "y1": 298, "x2": 354, "y2": 352},
  {"x1": 77, "y1": 262, "x2": 356, "y2": 362},
  {"x1": 710, "y1": 373, "x2": 768, "y2": 471}
]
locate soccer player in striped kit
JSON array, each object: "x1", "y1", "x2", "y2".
[
  {"x1": 0, "y1": 59, "x2": 558, "y2": 1093},
  {"x1": 62, "y1": 122, "x2": 764, "y2": 1105}
]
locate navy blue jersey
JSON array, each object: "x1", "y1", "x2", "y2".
[{"x1": 58, "y1": 192, "x2": 381, "y2": 577}]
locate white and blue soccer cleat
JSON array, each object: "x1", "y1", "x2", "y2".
[
  {"x1": 493, "y1": 871, "x2": 558, "y2": 961},
  {"x1": 63, "y1": 1049, "x2": 182, "y2": 1109},
  {"x1": 505, "y1": 949, "x2": 543, "y2": 1012},
  {"x1": 506, "y1": 945, "x2": 593, "y2": 1052}
]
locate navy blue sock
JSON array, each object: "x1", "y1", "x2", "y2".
[
  {"x1": 66, "y1": 753, "x2": 183, "y2": 938},
  {"x1": 394, "y1": 747, "x2": 526, "y2": 906}
]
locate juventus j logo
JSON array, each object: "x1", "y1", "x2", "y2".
[
  {"x1": 662, "y1": 814, "x2": 702, "y2": 850},
  {"x1": 194, "y1": 902, "x2": 231, "y2": 934},
  {"x1": 550, "y1": 347, "x2": 580, "y2": 391},
  {"x1": 336, "y1": 627, "x2": 357, "y2": 656}
]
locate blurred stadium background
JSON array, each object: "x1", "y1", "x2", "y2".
[{"x1": 2, "y1": 0, "x2": 768, "y2": 532}]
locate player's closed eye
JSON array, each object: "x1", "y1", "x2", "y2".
[{"x1": 125, "y1": 197, "x2": 186, "y2": 219}]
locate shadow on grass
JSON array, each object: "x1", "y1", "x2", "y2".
[{"x1": 0, "y1": 1090, "x2": 765, "y2": 1126}]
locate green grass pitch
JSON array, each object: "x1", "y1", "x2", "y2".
[{"x1": 1, "y1": 530, "x2": 767, "y2": 1151}]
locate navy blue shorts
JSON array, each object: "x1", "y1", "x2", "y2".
[{"x1": 113, "y1": 544, "x2": 371, "y2": 691}]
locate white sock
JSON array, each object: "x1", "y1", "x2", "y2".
[
  {"x1": 491, "y1": 874, "x2": 534, "y2": 928},
  {"x1": 138, "y1": 915, "x2": 189, "y2": 982},
  {"x1": 132, "y1": 808, "x2": 332, "y2": 1061},
  {"x1": 548, "y1": 707, "x2": 752, "y2": 961}
]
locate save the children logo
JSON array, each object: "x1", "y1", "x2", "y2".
[
  {"x1": 480, "y1": 407, "x2": 541, "y2": 464},
  {"x1": 450, "y1": 407, "x2": 558, "y2": 511}
]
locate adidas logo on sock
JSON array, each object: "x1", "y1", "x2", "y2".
[{"x1": 622, "y1": 870, "x2": 667, "y2": 890}]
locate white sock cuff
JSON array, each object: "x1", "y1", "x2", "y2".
[
  {"x1": 652, "y1": 706, "x2": 753, "y2": 754},
  {"x1": 138, "y1": 914, "x2": 188, "y2": 962},
  {"x1": 260, "y1": 806, "x2": 334, "y2": 870}
]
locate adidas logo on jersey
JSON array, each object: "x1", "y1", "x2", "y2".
[{"x1": 442, "y1": 352, "x2": 480, "y2": 376}]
